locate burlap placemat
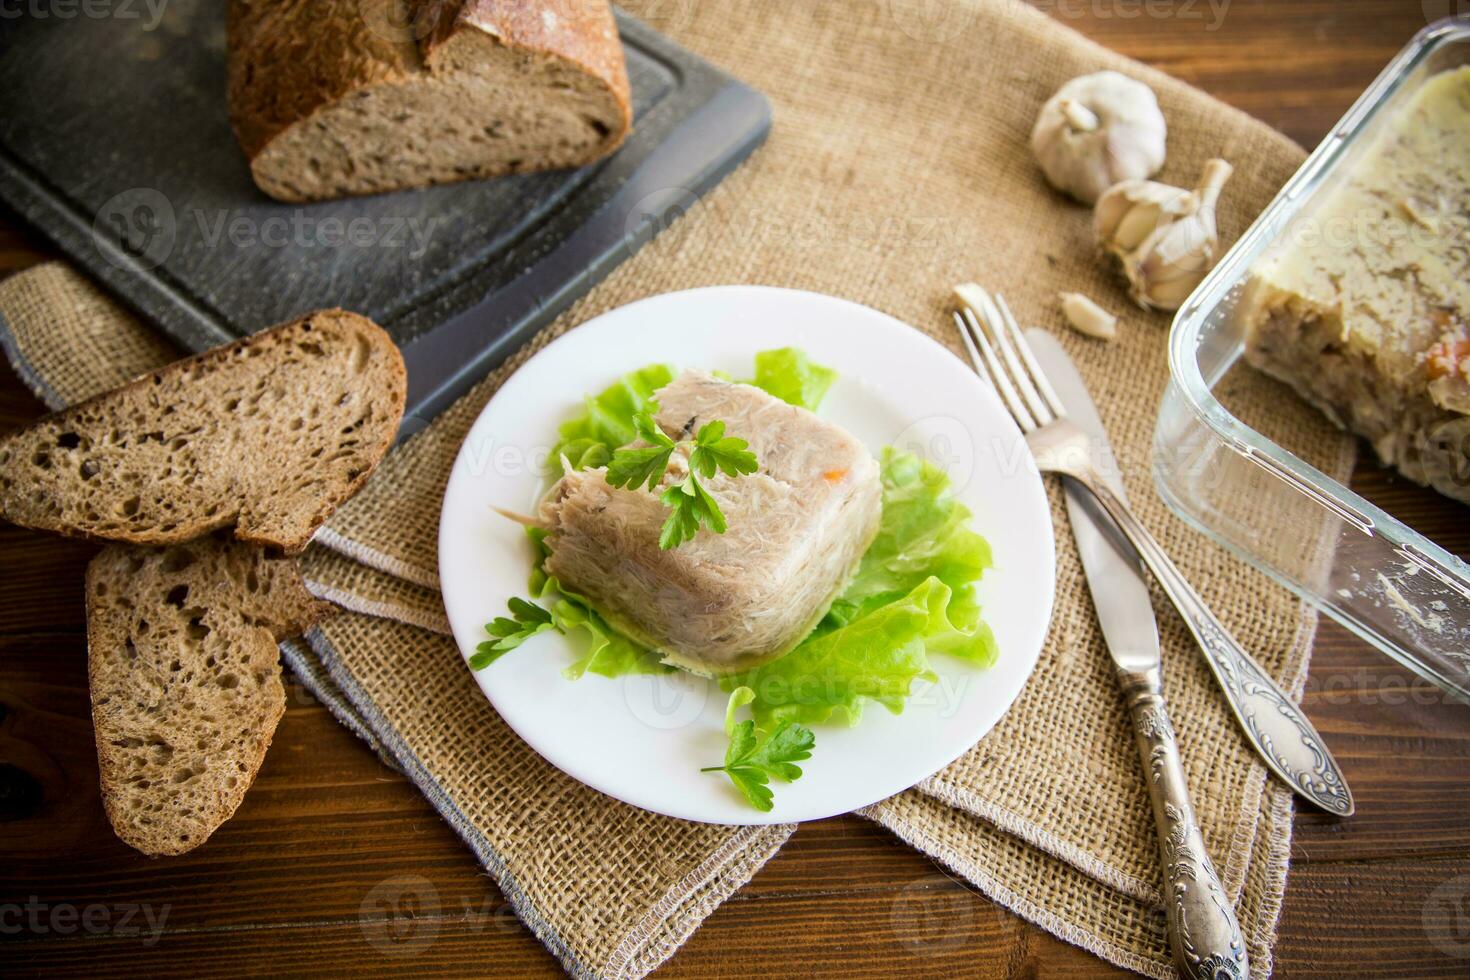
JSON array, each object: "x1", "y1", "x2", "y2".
[
  {"x1": 0, "y1": 1, "x2": 1359, "y2": 976},
  {"x1": 0, "y1": 266, "x2": 797, "y2": 980}
]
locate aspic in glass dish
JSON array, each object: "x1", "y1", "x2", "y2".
[{"x1": 1154, "y1": 18, "x2": 1470, "y2": 698}]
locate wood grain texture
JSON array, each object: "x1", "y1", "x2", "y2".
[{"x1": 2, "y1": 3, "x2": 1469, "y2": 977}]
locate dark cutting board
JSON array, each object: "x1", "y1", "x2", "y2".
[{"x1": 0, "y1": 2, "x2": 769, "y2": 425}]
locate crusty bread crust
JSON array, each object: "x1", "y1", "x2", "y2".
[
  {"x1": 228, "y1": 0, "x2": 632, "y2": 201},
  {"x1": 433, "y1": 0, "x2": 632, "y2": 113},
  {"x1": 0, "y1": 309, "x2": 406, "y2": 554},
  {"x1": 228, "y1": 0, "x2": 423, "y2": 162}
]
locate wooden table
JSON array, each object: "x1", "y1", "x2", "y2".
[{"x1": 3, "y1": 2, "x2": 1468, "y2": 976}]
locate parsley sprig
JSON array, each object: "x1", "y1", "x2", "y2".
[
  {"x1": 604, "y1": 403, "x2": 758, "y2": 550},
  {"x1": 470, "y1": 598, "x2": 559, "y2": 670},
  {"x1": 701, "y1": 687, "x2": 815, "y2": 811}
]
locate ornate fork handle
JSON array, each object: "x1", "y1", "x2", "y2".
[
  {"x1": 1121, "y1": 664, "x2": 1248, "y2": 980},
  {"x1": 1080, "y1": 478, "x2": 1354, "y2": 816}
]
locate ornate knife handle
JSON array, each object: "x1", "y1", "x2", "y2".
[
  {"x1": 1083, "y1": 480, "x2": 1354, "y2": 816},
  {"x1": 1121, "y1": 665, "x2": 1248, "y2": 980}
]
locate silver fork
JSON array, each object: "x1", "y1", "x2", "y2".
[
  {"x1": 957, "y1": 291, "x2": 1248, "y2": 979},
  {"x1": 952, "y1": 289, "x2": 1353, "y2": 815}
]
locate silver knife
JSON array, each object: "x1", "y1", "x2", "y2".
[
  {"x1": 1027, "y1": 330, "x2": 1354, "y2": 819},
  {"x1": 1028, "y1": 330, "x2": 1248, "y2": 980}
]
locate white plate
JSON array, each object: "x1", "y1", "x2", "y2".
[{"x1": 438, "y1": 286, "x2": 1055, "y2": 824}]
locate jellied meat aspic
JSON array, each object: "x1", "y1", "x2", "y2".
[{"x1": 539, "y1": 371, "x2": 883, "y2": 676}]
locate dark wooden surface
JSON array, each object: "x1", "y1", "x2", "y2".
[{"x1": 3, "y1": 2, "x2": 1469, "y2": 976}]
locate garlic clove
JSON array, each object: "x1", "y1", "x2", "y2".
[
  {"x1": 1030, "y1": 71, "x2": 1168, "y2": 205},
  {"x1": 953, "y1": 282, "x2": 994, "y2": 320},
  {"x1": 1095, "y1": 179, "x2": 1198, "y2": 255},
  {"x1": 1059, "y1": 292, "x2": 1119, "y2": 340},
  {"x1": 1129, "y1": 231, "x2": 1212, "y2": 309},
  {"x1": 1130, "y1": 264, "x2": 1206, "y2": 311},
  {"x1": 1097, "y1": 158, "x2": 1234, "y2": 312},
  {"x1": 1189, "y1": 158, "x2": 1233, "y2": 216},
  {"x1": 1114, "y1": 200, "x2": 1173, "y2": 253}
]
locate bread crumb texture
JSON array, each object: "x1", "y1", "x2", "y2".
[
  {"x1": 0, "y1": 309, "x2": 405, "y2": 553},
  {"x1": 87, "y1": 537, "x2": 332, "y2": 856}
]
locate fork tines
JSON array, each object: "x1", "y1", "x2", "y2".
[{"x1": 952, "y1": 284, "x2": 1066, "y2": 433}]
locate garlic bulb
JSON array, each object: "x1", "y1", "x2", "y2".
[
  {"x1": 1094, "y1": 158, "x2": 1234, "y2": 311},
  {"x1": 1030, "y1": 71, "x2": 1168, "y2": 205}
]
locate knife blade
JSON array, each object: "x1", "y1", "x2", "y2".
[
  {"x1": 1022, "y1": 329, "x2": 1253, "y2": 980},
  {"x1": 1025, "y1": 330, "x2": 1160, "y2": 674},
  {"x1": 1026, "y1": 329, "x2": 1354, "y2": 816}
]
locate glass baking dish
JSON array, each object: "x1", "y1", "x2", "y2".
[{"x1": 1154, "y1": 17, "x2": 1470, "y2": 699}]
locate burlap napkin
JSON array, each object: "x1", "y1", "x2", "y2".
[{"x1": 0, "y1": 1, "x2": 1358, "y2": 976}]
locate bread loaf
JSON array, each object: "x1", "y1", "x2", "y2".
[{"x1": 228, "y1": 0, "x2": 633, "y2": 202}]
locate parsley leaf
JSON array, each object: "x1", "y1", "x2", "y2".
[
  {"x1": 605, "y1": 404, "x2": 679, "y2": 491},
  {"x1": 603, "y1": 402, "x2": 758, "y2": 550},
  {"x1": 470, "y1": 597, "x2": 558, "y2": 670},
  {"x1": 688, "y1": 420, "x2": 759, "y2": 480},
  {"x1": 701, "y1": 687, "x2": 816, "y2": 812},
  {"x1": 605, "y1": 443, "x2": 675, "y2": 492},
  {"x1": 633, "y1": 407, "x2": 677, "y2": 449},
  {"x1": 657, "y1": 481, "x2": 701, "y2": 549},
  {"x1": 658, "y1": 473, "x2": 726, "y2": 549}
]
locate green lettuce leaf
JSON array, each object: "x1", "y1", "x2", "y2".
[
  {"x1": 721, "y1": 449, "x2": 996, "y2": 726},
  {"x1": 551, "y1": 363, "x2": 674, "y2": 473},
  {"x1": 724, "y1": 575, "x2": 991, "y2": 729},
  {"x1": 826, "y1": 449, "x2": 994, "y2": 647},
  {"x1": 748, "y1": 347, "x2": 838, "y2": 412},
  {"x1": 550, "y1": 597, "x2": 669, "y2": 680}
]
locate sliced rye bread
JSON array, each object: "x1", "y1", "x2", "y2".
[
  {"x1": 87, "y1": 537, "x2": 333, "y2": 856},
  {"x1": 0, "y1": 309, "x2": 405, "y2": 555},
  {"x1": 228, "y1": 0, "x2": 633, "y2": 202}
]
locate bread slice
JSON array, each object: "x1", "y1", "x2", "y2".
[
  {"x1": 0, "y1": 309, "x2": 405, "y2": 555},
  {"x1": 228, "y1": 0, "x2": 633, "y2": 202},
  {"x1": 87, "y1": 538, "x2": 333, "y2": 856}
]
